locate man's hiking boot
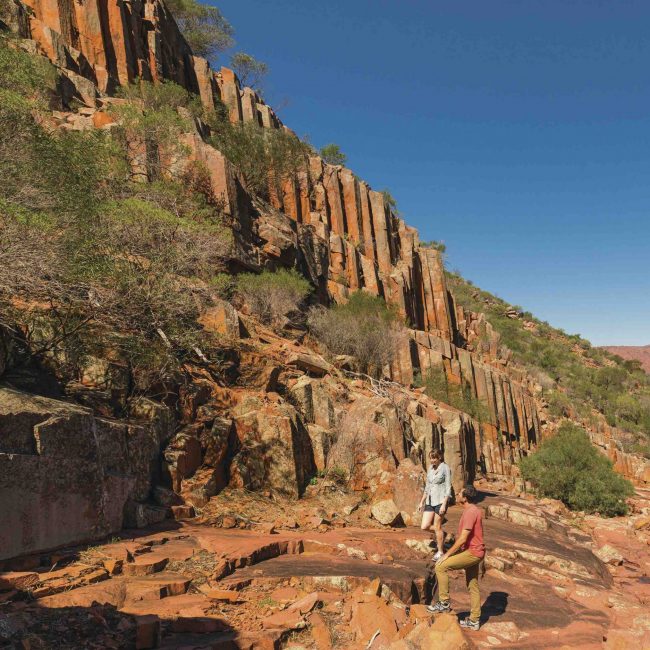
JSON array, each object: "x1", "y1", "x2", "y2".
[
  {"x1": 460, "y1": 617, "x2": 480, "y2": 631},
  {"x1": 426, "y1": 600, "x2": 451, "y2": 614}
]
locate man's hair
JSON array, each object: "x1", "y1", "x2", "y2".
[
  {"x1": 429, "y1": 449, "x2": 443, "y2": 460},
  {"x1": 463, "y1": 484, "x2": 478, "y2": 503}
]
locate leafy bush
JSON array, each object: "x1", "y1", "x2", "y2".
[
  {"x1": 319, "y1": 143, "x2": 346, "y2": 166},
  {"x1": 308, "y1": 292, "x2": 404, "y2": 377},
  {"x1": 0, "y1": 39, "x2": 231, "y2": 389},
  {"x1": 165, "y1": 0, "x2": 234, "y2": 60},
  {"x1": 111, "y1": 80, "x2": 203, "y2": 180},
  {"x1": 236, "y1": 269, "x2": 311, "y2": 327},
  {"x1": 210, "y1": 121, "x2": 309, "y2": 198},
  {"x1": 520, "y1": 423, "x2": 634, "y2": 516}
]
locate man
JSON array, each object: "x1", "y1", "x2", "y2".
[
  {"x1": 427, "y1": 484, "x2": 485, "y2": 631},
  {"x1": 417, "y1": 449, "x2": 452, "y2": 562}
]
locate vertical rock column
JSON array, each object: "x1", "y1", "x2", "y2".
[
  {"x1": 368, "y1": 190, "x2": 393, "y2": 275},
  {"x1": 417, "y1": 249, "x2": 454, "y2": 339},
  {"x1": 218, "y1": 67, "x2": 243, "y2": 123},
  {"x1": 340, "y1": 169, "x2": 363, "y2": 245},
  {"x1": 322, "y1": 164, "x2": 346, "y2": 236},
  {"x1": 358, "y1": 181, "x2": 377, "y2": 262},
  {"x1": 192, "y1": 56, "x2": 219, "y2": 112}
]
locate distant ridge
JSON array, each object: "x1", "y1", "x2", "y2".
[{"x1": 601, "y1": 345, "x2": 650, "y2": 374}]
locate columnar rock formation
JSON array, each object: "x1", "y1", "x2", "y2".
[
  {"x1": 2, "y1": 0, "x2": 648, "y2": 564},
  {"x1": 0, "y1": 0, "x2": 586, "y2": 472}
]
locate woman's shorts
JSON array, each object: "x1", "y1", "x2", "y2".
[{"x1": 423, "y1": 504, "x2": 443, "y2": 514}]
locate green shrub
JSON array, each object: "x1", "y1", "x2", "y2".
[
  {"x1": 319, "y1": 143, "x2": 346, "y2": 166},
  {"x1": 0, "y1": 40, "x2": 232, "y2": 388},
  {"x1": 308, "y1": 291, "x2": 404, "y2": 377},
  {"x1": 210, "y1": 121, "x2": 309, "y2": 198},
  {"x1": 236, "y1": 269, "x2": 311, "y2": 327},
  {"x1": 520, "y1": 423, "x2": 634, "y2": 516},
  {"x1": 420, "y1": 240, "x2": 447, "y2": 253},
  {"x1": 420, "y1": 366, "x2": 490, "y2": 423},
  {"x1": 111, "y1": 80, "x2": 202, "y2": 180}
]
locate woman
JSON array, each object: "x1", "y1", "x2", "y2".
[{"x1": 418, "y1": 449, "x2": 452, "y2": 561}]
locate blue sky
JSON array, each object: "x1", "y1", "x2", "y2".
[{"x1": 214, "y1": 0, "x2": 650, "y2": 345}]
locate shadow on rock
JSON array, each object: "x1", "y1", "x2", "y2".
[
  {"x1": 0, "y1": 594, "x2": 237, "y2": 649},
  {"x1": 457, "y1": 590, "x2": 509, "y2": 625}
]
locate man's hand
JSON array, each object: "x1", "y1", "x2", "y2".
[{"x1": 436, "y1": 552, "x2": 449, "y2": 565}]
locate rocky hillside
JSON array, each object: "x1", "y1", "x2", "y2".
[
  {"x1": 601, "y1": 345, "x2": 650, "y2": 374},
  {"x1": 1, "y1": 2, "x2": 650, "y2": 649},
  {"x1": 0, "y1": 0, "x2": 647, "y2": 559}
]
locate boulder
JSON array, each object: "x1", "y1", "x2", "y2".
[
  {"x1": 288, "y1": 377, "x2": 336, "y2": 429},
  {"x1": 198, "y1": 299, "x2": 241, "y2": 339},
  {"x1": 392, "y1": 459, "x2": 425, "y2": 526},
  {"x1": 0, "y1": 388, "x2": 138, "y2": 560},
  {"x1": 163, "y1": 427, "x2": 203, "y2": 492},
  {"x1": 398, "y1": 612, "x2": 470, "y2": 649},
  {"x1": 231, "y1": 396, "x2": 316, "y2": 496},
  {"x1": 371, "y1": 498, "x2": 403, "y2": 527},
  {"x1": 327, "y1": 397, "x2": 405, "y2": 490}
]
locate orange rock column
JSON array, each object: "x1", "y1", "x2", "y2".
[
  {"x1": 322, "y1": 164, "x2": 346, "y2": 236},
  {"x1": 368, "y1": 190, "x2": 393, "y2": 274},
  {"x1": 219, "y1": 67, "x2": 243, "y2": 123}
]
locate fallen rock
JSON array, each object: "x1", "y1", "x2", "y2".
[
  {"x1": 399, "y1": 612, "x2": 470, "y2": 649},
  {"x1": 371, "y1": 499, "x2": 403, "y2": 527}
]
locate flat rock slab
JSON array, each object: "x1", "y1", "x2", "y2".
[{"x1": 223, "y1": 552, "x2": 427, "y2": 604}]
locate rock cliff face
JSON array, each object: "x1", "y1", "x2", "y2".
[{"x1": 1, "y1": 0, "x2": 648, "y2": 563}]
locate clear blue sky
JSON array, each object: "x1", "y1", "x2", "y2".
[{"x1": 214, "y1": 0, "x2": 650, "y2": 345}]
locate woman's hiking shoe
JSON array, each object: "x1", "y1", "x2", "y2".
[
  {"x1": 433, "y1": 550, "x2": 443, "y2": 562},
  {"x1": 459, "y1": 618, "x2": 480, "y2": 631},
  {"x1": 426, "y1": 600, "x2": 451, "y2": 613}
]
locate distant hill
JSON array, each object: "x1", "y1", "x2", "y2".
[{"x1": 601, "y1": 346, "x2": 650, "y2": 374}]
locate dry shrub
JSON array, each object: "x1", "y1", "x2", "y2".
[
  {"x1": 235, "y1": 269, "x2": 311, "y2": 328},
  {"x1": 308, "y1": 291, "x2": 405, "y2": 377}
]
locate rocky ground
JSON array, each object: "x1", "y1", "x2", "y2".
[{"x1": 0, "y1": 484, "x2": 648, "y2": 650}]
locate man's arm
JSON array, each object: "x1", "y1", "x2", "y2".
[{"x1": 438, "y1": 528, "x2": 470, "y2": 562}]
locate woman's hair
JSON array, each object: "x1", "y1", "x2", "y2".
[{"x1": 429, "y1": 449, "x2": 443, "y2": 461}]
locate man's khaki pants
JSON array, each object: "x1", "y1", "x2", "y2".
[{"x1": 435, "y1": 550, "x2": 481, "y2": 621}]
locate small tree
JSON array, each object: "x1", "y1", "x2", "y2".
[
  {"x1": 319, "y1": 143, "x2": 346, "y2": 166},
  {"x1": 308, "y1": 292, "x2": 404, "y2": 377},
  {"x1": 236, "y1": 269, "x2": 311, "y2": 327},
  {"x1": 230, "y1": 52, "x2": 268, "y2": 90},
  {"x1": 165, "y1": 0, "x2": 234, "y2": 60},
  {"x1": 520, "y1": 422, "x2": 634, "y2": 516}
]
